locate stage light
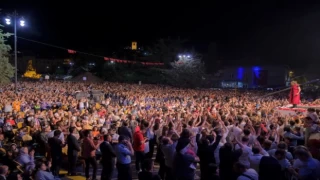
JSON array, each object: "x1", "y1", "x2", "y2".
[
  {"x1": 20, "y1": 19, "x2": 25, "y2": 26},
  {"x1": 5, "y1": 18, "x2": 11, "y2": 25}
]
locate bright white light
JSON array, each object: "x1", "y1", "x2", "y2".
[
  {"x1": 20, "y1": 20, "x2": 25, "y2": 26},
  {"x1": 5, "y1": 18, "x2": 11, "y2": 25},
  {"x1": 111, "y1": 61, "x2": 114, "y2": 64},
  {"x1": 178, "y1": 55, "x2": 182, "y2": 58},
  {"x1": 187, "y1": 55, "x2": 191, "y2": 58}
]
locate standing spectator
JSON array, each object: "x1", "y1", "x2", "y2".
[
  {"x1": 82, "y1": 130, "x2": 99, "y2": 180},
  {"x1": 48, "y1": 130, "x2": 64, "y2": 177},
  {"x1": 138, "y1": 159, "x2": 161, "y2": 180},
  {"x1": 174, "y1": 138, "x2": 200, "y2": 180},
  {"x1": 116, "y1": 135, "x2": 134, "y2": 180},
  {"x1": 133, "y1": 125, "x2": 146, "y2": 173},
  {"x1": 100, "y1": 134, "x2": 116, "y2": 180},
  {"x1": 67, "y1": 127, "x2": 80, "y2": 176},
  {"x1": 118, "y1": 121, "x2": 132, "y2": 142},
  {"x1": 47, "y1": 123, "x2": 65, "y2": 144}
]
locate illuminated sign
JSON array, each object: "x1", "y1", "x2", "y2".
[{"x1": 132, "y1": 42, "x2": 137, "y2": 50}]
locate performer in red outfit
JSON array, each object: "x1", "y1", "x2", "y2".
[{"x1": 289, "y1": 81, "x2": 301, "y2": 108}]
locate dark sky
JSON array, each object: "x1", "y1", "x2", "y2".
[{"x1": 2, "y1": 1, "x2": 320, "y2": 67}]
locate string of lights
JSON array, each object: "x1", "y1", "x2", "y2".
[{"x1": 17, "y1": 36, "x2": 164, "y2": 66}]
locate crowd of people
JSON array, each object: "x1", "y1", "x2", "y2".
[{"x1": 0, "y1": 81, "x2": 319, "y2": 180}]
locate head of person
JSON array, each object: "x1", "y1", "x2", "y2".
[
  {"x1": 274, "y1": 149, "x2": 286, "y2": 160},
  {"x1": 69, "y1": 126, "x2": 76, "y2": 134},
  {"x1": 142, "y1": 159, "x2": 154, "y2": 172},
  {"x1": 252, "y1": 146, "x2": 260, "y2": 155},
  {"x1": 291, "y1": 81, "x2": 297, "y2": 86},
  {"x1": 295, "y1": 147, "x2": 311, "y2": 162},
  {"x1": 54, "y1": 130, "x2": 61, "y2": 137},
  {"x1": 103, "y1": 134, "x2": 112, "y2": 142},
  {"x1": 243, "y1": 129, "x2": 251, "y2": 136},
  {"x1": 283, "y1": 126, "x2": 291, "y2": 133},
  {"x1": 0, "y1": 165, "x2": 8, "y2": 176},
  {"x1": 277, "y1": 141, "x2": 288, "y2": 150},
  {"x1": 233, "y1": 162, "x2": 247, "y2": 174},
  {"x1": 241, "y1": 136, "x2": 249, "y2": 145},
  {"x1": 139, "y1": 125, "x2": 146, "y2": 134},
  {"x1": 20, "y1": 146, "x2": 28, "y2": 154},
  {"x1": 122, "y1": 121, "x2": 128, "y2": 127},
  {"x1": 83, "y1": 130, "x2": 92, "y2": 138},
  {"x1": 36, "y1": 161, "x2": 47, "y2": 171},
  {"x1": 118, "y1": 135, "x2": 128, "y2": 144}
]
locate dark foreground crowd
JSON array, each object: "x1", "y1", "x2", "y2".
[{"x1": 0, "y1": 82, "x2": 319, "y2": 180}]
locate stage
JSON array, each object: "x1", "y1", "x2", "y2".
[{"x1": 275, "y1": 104, "x2": 320, "y2": 116}]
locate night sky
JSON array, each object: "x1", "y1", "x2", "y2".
[{"x1": 1, "y1": 1, "x2": 320, "y2": 67}]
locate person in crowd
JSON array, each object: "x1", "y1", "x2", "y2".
[
  {"x1": 82, "y1": 130, "x2": 99, "y2": 180},
  {"x1": 133, "y1": 125, "x2": 147, "y2": 173},
  {"x1": 2, "y1": 150, "x2": 15, "y2": 171},
  {"x1": 234, "y1": 162, "x2": 259, "y2": 180},
  {"x1": 283, "y1": 125, "x2": 304, "y2": 147},
  {"x1": 116, "y1": 135, "x2": 134, "y2": 180},
  {"x1": 0, "y1": 81, "x2": 319, "y2": 180},
  {"x1": 206, "y1": 163, "x2": 220, "y2": 180},
  {"x1": 219, "y1": 142, "x2": 241, "y2": 180},
  {"x1": 138, "y1": 159, "x2": 160, "y2": 180},
  {"x1": 16, "y1": 147, "x2": 35, "y2": 172},
  {"x1": 35, "y1": 161, "x2": 60, "y2": 180},
  {"x1": 48, "y1": 130, "x2": 64, "y2": 177},
  {"x1": 174, "y1": 135, "x2": 200, "y2": 180},
  {"x1": 47, "y1": 122, "x2": 65, "y2": 144},
  {"x1": 258, "y1": 155, "x2": 283, "y2": 180},
  {"x1": 292, "y1": 147, "x2": 320, "y2": 180},
  {"x1": 100, "y1": 134, "x2": 116, "y2": 180},
  {"x1": 267, "y1": 141, "x2": 293, "y2": 161},
  {"x1": 118, "y1": 121, "x2": 133, "y2": 142},
  {"x1": 0, "y1": 165, "x2": 8, "y2": 180},
  {"x1": 66, "y1": 126, "x2": 80, "y2": 176},
  {"x1": 161, "y1": 135, "x2": 178, "y2": 180}
]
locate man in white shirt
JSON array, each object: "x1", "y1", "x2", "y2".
[
  {"x1": 47, "y1": 124, "x2": 65, "y2": 144},
  {"x1": 235, "y1": 136, "x2": 252, "y2": 168},
  {"x1": 248, "y1": 147, "x2": 264, "y2": 172},
  {"x1": 231, "y1": 123, "x2": 243, "y2": 142}
]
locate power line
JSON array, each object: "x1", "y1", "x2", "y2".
[
  {"x1": 17, "y1": 36, "x2": 105, "y2": 58},
  {"x1": 16, "y1": 36, "x2": 164, "y2": 66}
]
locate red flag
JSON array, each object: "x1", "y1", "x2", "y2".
[
  {"x1": 68, "y1": 49, "x2": 76, "y2": 54},
  {"x1": 104, "y1": 57, "x2": 110, "y2": 61}
]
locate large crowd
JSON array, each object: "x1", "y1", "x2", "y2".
[{"x1": 0, "y1": 81, "x2": 319, "y2": 180}]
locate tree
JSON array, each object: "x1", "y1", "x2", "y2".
[
  {"x1": 0, "y1": 24, "x2": 14, "y2": 84},
  {"x1": 147, "y1": 37, "x2": 186, "y2": 65},
  {"x1": 161, "y1": 51, "x2": 206, "y2": 87}
]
